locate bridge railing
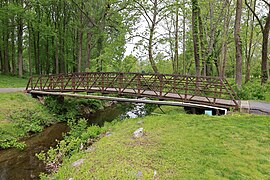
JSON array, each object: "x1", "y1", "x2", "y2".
[{"x1": 26, "y1": 72, "x2": 240, "y2": 109}]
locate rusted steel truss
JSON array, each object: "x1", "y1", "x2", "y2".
[{"x1": 26, "y1": 72, "x2": 239, "y2": 109}]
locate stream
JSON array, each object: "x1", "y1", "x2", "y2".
[{"x1": 0, "y1": 103, "x2": 137, "y2": 180}]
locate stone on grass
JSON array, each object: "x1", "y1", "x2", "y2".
[
  {"x1": 137, "y1": 171, "x2": 143, "y2": 180},
  {"x1": 86, "y1": 146, "x2": 96, "y2": 152},
  {"x1": 105, "y1": 131, "x2": 112, "y2": 137},
  {"x1": 133, "y1": 128, "x2": 144, "y2": 138},
  {"x1": 71, "y1": 158, "x2": 85, "y2": 167},
  {"x1": 137, "y1": 120, "x2": 144, "y2": 125}
]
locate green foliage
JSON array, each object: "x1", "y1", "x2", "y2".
[
  {"x1": 44, "y1": 96, "x2": 103, "y2": 120},
  {"x1": 10, "y1": 109, "x2": 56, "y2": 133},
  {"x1": 0, "y1": 108, "x2": 57, "y2": 149},
  {"x1": 233, "y1": 81, "x2": 270, "y2": 100},
  {"x1": 0, "y1": 92, "x2": 60, "y2": 149},
  {"x1": 0, "y1": 133, "x2": 26, "y2": 150},
  {"x1": 144, "y1": 104, "x2": 158, "y2": 115},
  {"x1": 36, "y1": 118, "x2": 105, "y2": 166}
]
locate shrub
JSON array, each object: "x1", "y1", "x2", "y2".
[
  {"x1": 233, "y1": 81, "x2": 269, "y2": 100},
  {"x1": 36, "y1": 118, "x2": 106, "y2": 171},
  {"x1": 44, "y1": 96, "x2": 103, "y2": 120}
]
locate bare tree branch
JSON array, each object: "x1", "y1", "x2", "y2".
[
  {"x1": 261, "y1": 0, "x2": 270, "y2": 7},
  {"x1": 245, "y1": 0, "x2": 264, "y2": 31},
  {"x1": 71, "y1": 0, "x2": 96, "y2": 27},
  {"x1": 134, "y1": 0, "x2": 153, "y2": 24}
]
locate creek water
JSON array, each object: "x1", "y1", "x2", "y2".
[
  {"x1": 0, "y1": 104, "x2": 129, "y2": 180},
  {"x1": 0, "y1": 123, "x2": 69, "y2": 180}
]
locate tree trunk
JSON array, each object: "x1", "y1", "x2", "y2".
[
  {"x1": 46, "y1": 37, "x2": 50, "y2": 74},
  {"x1": 31, "y1": 26, "x2": 37, "y2": 74},
  {"x1": 198, "y1": 7, "x2": 206, "y2": 76},
  {"x1": 148, "y1": 0, "x2": 159, "y2": 74},
  {"x1": 192, "y1": 0, "x2": 200, "y2": 77},
  {"x1": 245, "y1": 0, "x2": 270, "y2": 84},
  {"x1": 245, "y1": 0, "x2": 256, "y2": 83},
  {"x1": 77, "y1": 4, "x2": 83, "y2": 72},
  {"x1": 55, "y1": 37, "x2": 59, "y2": 74},
  {"x1": 220, "y1": 11, "x2": 230, "y2": 78},
  {"x1": 261, "y1": 10, "x2": 270, "y2": 84},
  {"x1": 173, "y1": 0, "x2": 179, "y2": 74},
  {"x1": 77, "y1": 30, "x2": 82, "y2": 73},
  {"x1": 3, "y1": 20, "x2": 10, "y2": 75},
  {"x1": 182, "y1": 0, "x2": 186, "y2": 74},
  {"x1": 86, "y1": 32, "x2": 92, "y2": 71},
  {"x1": 18, "y1": 14, "x2": 23, "y2": 78},
  {"x1": 28, "y1": 23, "x2": 32, "y2": 76},
  {"x1": 37, "y1": 31, "x2": 41, "y2": 74},
  {"x1": 234, "y1": 0, "x2": 243, "y2": 87},
  {"x1": 11, "y1": 18, "x2": 16, "y2": 75}
]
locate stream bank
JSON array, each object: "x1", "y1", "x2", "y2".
[
  {"x1": 0, "y1": 99, "x2": 131, "y2": 180},
  {"x1": 0, "y1": 123, "x2": 69, "y2": 180}
]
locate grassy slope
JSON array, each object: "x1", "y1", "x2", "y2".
[
  {"x1": 0, "y1": 92, "x2": 56, "y2": 148},
  {"x1": 0, "y1": 75, "x2": 28, "y2": 88},
  {"x1": 53, "y1": 107, "x2": 270, "y2": 179}
]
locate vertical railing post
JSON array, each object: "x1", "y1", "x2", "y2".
[
  {"x1": 87, "y1": 73, "x2": 89, "y2": 92},
  {"x1": 137, "y1": 74, "x2": 141, "y2": 96},
  {"x1": 118, "y1": 72, "x2": 123, "y2": 95},
  {"x1": 173, "y1": 75, "x2": 176, "y2": 93},
  {"x1": 159, "y1": 74, "x2": 163, "y2": 97},
  {"x1": 185, "y1": 76, "x2": 188, "y2": 101},
  {"x1": 40, "y1": 75, "x2": 43, "y2": 90},
  {"x1": 61, "y1": 74, "x2": 64, "y2": 92},
  {"x1": 102, "y1": 73, "x2": 104, "y2": 93},
  {"x1": 72, "y1": 74, "x2": 75, "y2": 92},
  {"x1": 49, "y1": 75, "x2": 52, "y2": 90},
  {"x1": 219, "y1": 78, "x2": 223, "y2": 99},
  {"x1": 213, "y1": 78, "x2": 217, "y2": 104},
  {"x1": 31, "y1": 77, "x2": 33, "y2": 90}
]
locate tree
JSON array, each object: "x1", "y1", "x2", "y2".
[
  {"x1": 244, "y1": 0, "x2": 256, "y2": 83},
  {"x1": 173, "y1": 0, "x2": 179, "y2": 74},
  {"x1": 17, "y1": 0, "x2": 24, "y2": 78},
  {"x1": 191, "y1": 0, "x2": 201, "y2": 77},
  {"x1": 234, "y1": 0, "x2": 243, "y2": 87},
  {"x1": 245, "y1": 0, "x2": 270, "y2": 84}
]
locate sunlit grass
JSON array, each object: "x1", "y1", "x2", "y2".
[
  {"x1": 52, "y1": 111, "x2": 270, "y2": 179},
  {"x1": 0, "y1": 75, "x2": 28, "y2": 88}
]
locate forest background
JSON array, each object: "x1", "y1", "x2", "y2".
[{"x1": 0, "y1": 0, "x2": 269, "y2": 88}]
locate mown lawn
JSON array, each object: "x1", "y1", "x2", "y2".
[
  {"x1": 0, "y1": 75, "x2": 28, "y2": 88},
  {"x1": 52, "y1": 107, "x2": 270, "y2": 179}
]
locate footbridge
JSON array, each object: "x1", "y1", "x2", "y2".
[{"x1": 26, "y1": 72, "x2": 240, "y2": 114}]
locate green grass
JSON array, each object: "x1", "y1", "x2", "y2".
[
  {"x1": 0, "y1": 92, "x2": 58, "y2": 149},
  {"x1": 51, "y1": 109, "x2": 270, "y2": 179},
  {"x1": 0, "y1": 75, "x2": 29, "y2": 88},
  {"x1": 0, "y1": 93, "x2": 38, "y2": 122}
]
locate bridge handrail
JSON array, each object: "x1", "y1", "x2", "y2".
[{"x1": 26, "y1": 72, "x2": 240, "y2": 109}]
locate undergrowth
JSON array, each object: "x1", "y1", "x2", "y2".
[
  {"x1": 0, "y1": 94, "x2": 104, "y2": 150},
  {"x1": 0, "y1": 93, "x2": 59, "y2": 149},
  {"x1": 233, "y1": 81, "x2": 270, "y2": 101},
  {"x1": 37, "y1": 118, "x2": 108, "y2": 174},
  {"x1": 44, "y1": 96, "x2": 103, "y2": 120}
]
